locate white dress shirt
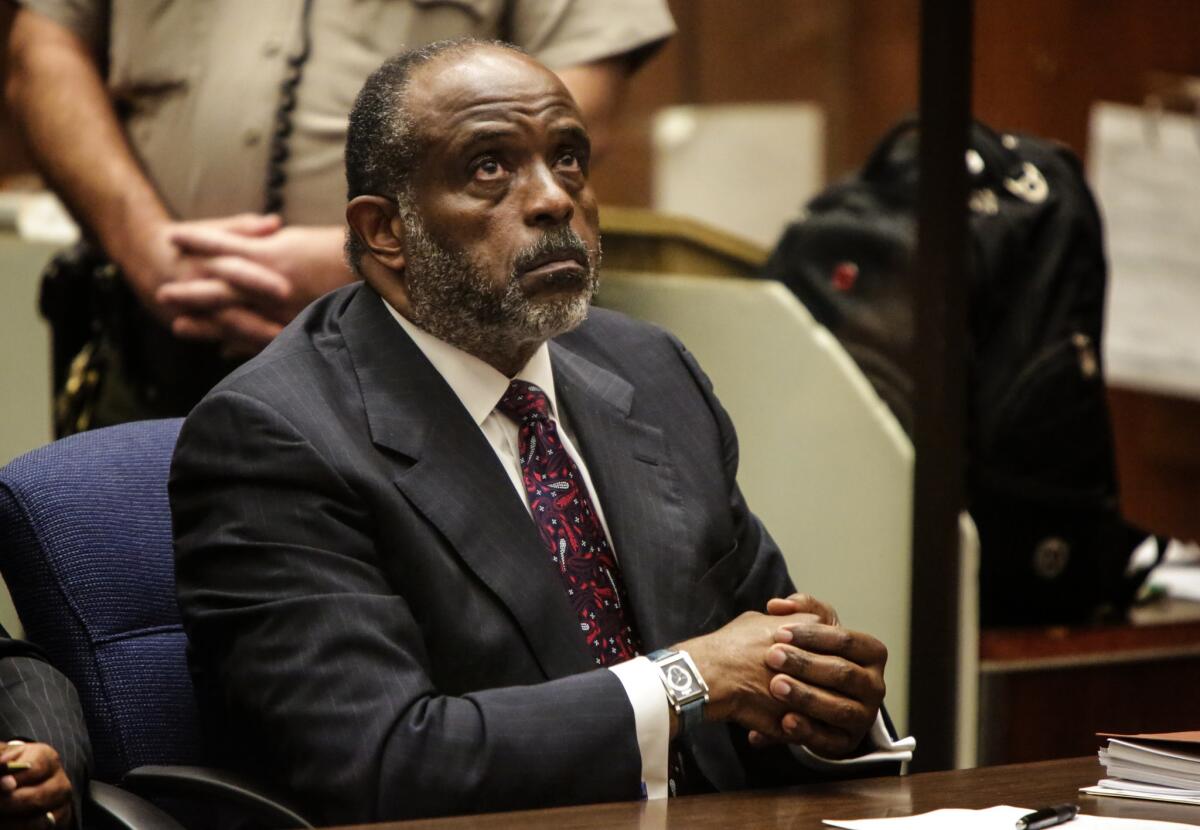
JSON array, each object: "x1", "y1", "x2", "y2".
[
  {"x1": 385, "y1": 302, "x2": 670, "y2": 797},
  {"x1": 383, "y1": 299, "x2": 914, "y2": 799}
]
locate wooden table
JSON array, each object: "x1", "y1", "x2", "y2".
[
  {"x1": 327, "y1": 757, "x2": 1199, "y2": 829},
  {"x1": 979, "y1": 599, "x2": 1200, "y2": 764}
]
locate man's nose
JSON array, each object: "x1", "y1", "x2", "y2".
[{"x1": 522, "y1": 163, "x2": 574, "y2": 227}]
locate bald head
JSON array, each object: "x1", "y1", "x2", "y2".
[
  {"x1": 344, "y1": 39, "x2": 540, "y2": 272},
  {"x1": 402, "y1": 46, "x2": 578, "y2": 139}
]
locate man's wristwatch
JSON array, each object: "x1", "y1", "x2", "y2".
[{"x1": 648, "y1": 649, "x2": 709, "y2": 737}]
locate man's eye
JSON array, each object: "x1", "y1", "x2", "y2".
[
  {"x1": 556, "y1": 150, "x2": 583, "y2": 171},
  {"x1": 473, "y1": 158, "x2": 505, "y2": 180}
]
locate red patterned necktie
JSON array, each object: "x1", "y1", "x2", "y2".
[{"x1": 497, "y1": 380, "x2": 641, "y2": 666}]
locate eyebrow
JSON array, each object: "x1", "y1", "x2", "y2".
[
  {"x1": 552, "y1": 124, "x2": 592, "y2": 154},
  {"x1": 449, "y1": 122, "x2": 592, "y2": 158},
  {"x1": 451, "y1": 125, "x2": 520, "y2": 156}
]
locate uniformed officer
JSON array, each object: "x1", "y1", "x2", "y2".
[{"x1": 6, "y1": 0, "x2": 674, "y2": 428}]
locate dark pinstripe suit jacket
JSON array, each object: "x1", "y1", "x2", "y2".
[
  {"x1": 171, "y1": 282, "x2": 807, "y2": 825},
  {"x1": 0, "y1": 630, "x2": 90, "y2": 827}
]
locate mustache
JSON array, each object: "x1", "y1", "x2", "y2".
[{"x1": 511, "y1": 227, "x2": 593, "y2": 278}]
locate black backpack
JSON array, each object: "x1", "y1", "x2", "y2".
[{"x1": 760, "y1": 118, "x2": 1159, "y2": 626}]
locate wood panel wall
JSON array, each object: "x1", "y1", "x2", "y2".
[
  {"x1": 973, "y1": 0, "x2": 1200, "y2": 157},
  {"x1": 591, "y1": 0, "x2": 921, "y2": 205},
  {"x1": 592, "y1": 0, "x2": 1200, "y2": 202}
]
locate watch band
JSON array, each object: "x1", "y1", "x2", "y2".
[
  {"x1": 648, "y1": 648, "x2": 708, "y2": 737},
  {"x1": 677, "y1": 688, "x2": 705, "y2": 736}
]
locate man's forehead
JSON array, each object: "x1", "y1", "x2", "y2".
[{"x1": 405, "y1": 47, "x2": 584, "y2": 135}]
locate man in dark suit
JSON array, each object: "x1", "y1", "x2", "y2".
[
  {"x1": 0, "y1": 627, "x2": 90, "y2": 829},
  {"x1": 171, "y1": 39, "x2": 911, "y2": 826}
]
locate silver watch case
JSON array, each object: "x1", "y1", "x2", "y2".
[{"x1": 651, "y1": 650, "x2": 710, "y2": 712}]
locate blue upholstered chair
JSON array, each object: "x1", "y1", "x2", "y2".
[{"x1": 0, "y1": 419, "x2": 310, "y2": 829}]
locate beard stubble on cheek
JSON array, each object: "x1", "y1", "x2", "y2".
[{"x1": 400, "y1": 208, "x2": 601, "y2": 357}]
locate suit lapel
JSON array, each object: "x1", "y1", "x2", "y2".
[
  {"x1": 340, "y1": 286, "x2": 593, "y2": 680},
  {"x1": 550, "y1": 343, "x2": 692, "y2": 653},
  {"x1": 341, "y1": 293, "x2": 746, "y2": 790}
]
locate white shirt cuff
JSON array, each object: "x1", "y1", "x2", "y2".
[
  {"x1": 609, "y1": 660, "x2": 913, "y2": 793},
  {"x1": 608, "y1": 656, "x2": 670, "y2": 799},
  {"x1": 791, "y1": 712, "x2": 916, "y2": 772}
]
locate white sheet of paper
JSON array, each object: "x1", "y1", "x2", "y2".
[
  {"x1": 1088, "y1": 102, "x2": 1200, "y2": 401},
  {"x1": 823, "y1": 804, "x2": 1197, "y2": 829}
]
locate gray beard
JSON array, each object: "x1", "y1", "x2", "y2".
[{"x1": 399, "y1": 207, "x2": 600, "y2": 366}]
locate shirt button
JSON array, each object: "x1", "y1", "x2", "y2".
[{"x1": 243, "y1": 128, "x2": 263, "y2": 147}]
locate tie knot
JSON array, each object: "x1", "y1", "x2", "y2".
[{"x1": 497, "y1": 380, "x2": 551, "y2": 424}]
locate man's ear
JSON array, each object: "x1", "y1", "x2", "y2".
[{"x1": 346, "y1": 196, "x2": 407, "y2": 272}]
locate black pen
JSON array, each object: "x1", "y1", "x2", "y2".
[{"x1": 1015, "y1": 804, "x2": 1079, "y2": 830}]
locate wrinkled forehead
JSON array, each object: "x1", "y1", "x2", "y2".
[{"x1": 403, "y1": 47, "x2": 587, "y2": 148}]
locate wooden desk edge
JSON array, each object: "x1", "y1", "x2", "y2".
[{"x1": 320, "y1": 757, "x2": 1200, "y2": 830}]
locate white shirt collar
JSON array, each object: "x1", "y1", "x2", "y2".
[{"x1": 381, "y1": 297, "x2": 559, "y2": 425}]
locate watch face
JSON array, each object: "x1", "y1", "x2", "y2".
[{"x1": 664, "y1": 661, "x2": 701, "y2": 697}]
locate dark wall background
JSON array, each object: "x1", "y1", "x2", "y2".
[{"x1": 589, "y1": 0, "x2": 1200, "y2": 205}]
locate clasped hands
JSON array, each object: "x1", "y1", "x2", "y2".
[
  {"x1": 126, "y1": 213, "x2": 352, "y2": 358},
  {"x1": 678, "y1": 594, "x2": 887, "y2": 759}
]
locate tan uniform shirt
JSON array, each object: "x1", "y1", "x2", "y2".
[{"x1": 21, "y1": 0, "x2": 674, "y2": 224}]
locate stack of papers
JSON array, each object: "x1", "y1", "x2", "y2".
[{"x1": 1082, "y1": 731, "x2": 1200, "y2": 806}]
